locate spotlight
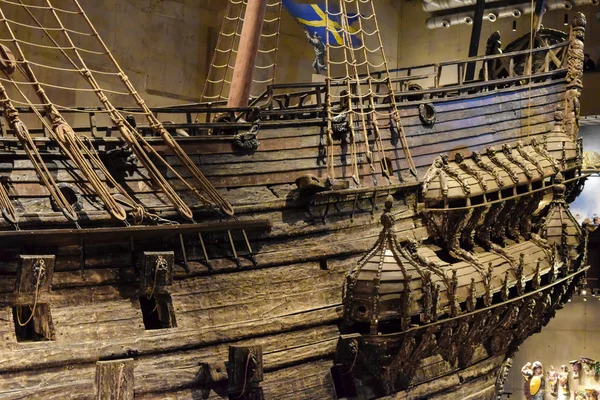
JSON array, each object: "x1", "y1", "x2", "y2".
[
  {"x1": 582, "y1": 289, "x2": 588, "y2": 296},
  {"x1": 512, "y1": 20, "x2": 517, "y2": 31},
  {"x1": 564, "y1": 14, "x2": 569, "y2": 26}
]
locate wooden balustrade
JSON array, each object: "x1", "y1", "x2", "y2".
[{"x1": 0, "y1": 41, "x2": 569, "y2": 139}]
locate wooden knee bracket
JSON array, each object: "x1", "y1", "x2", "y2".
[
  {"x1": 199, "y1": 361, "x2": 228, "y2": 384},
  {"x1": 141, "y1": 251, "x2": 174, "y2": 291},
  {"x1": 227, "y1": 345, "x2": 264, "y2": 399},
  {"x1": 331, "y1": 334, "x2": 360, "y2": 398},
  {"x1": 95, "y1": 359, "x2": 134, "y2": 400},
  {"x1": 15, "y1": 255, "x2": 55, "y2": 294}
]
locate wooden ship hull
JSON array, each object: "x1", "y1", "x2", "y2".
[{"x1": 0, "y1": 2, "x2": 592, "y2": 400}]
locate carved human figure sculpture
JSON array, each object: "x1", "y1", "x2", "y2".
[
  {"x1": 304, "y1": 30, "x2": 326, "y2": 75},
  {"x1": 522, "y1": 361, "x2": 545, "y2": 400},
  {"x1": 547, "y1": 366, "x2": 559, "y2": 396},
  {"x1": 558, "y1": 365, "x2": 570, "y2": 400},
  {"x1": 581, "y1": 357, "x2": 595, "y2": 376},
  {"x1": 571, "y1": 359, "x2": 582, "y2": 379}
]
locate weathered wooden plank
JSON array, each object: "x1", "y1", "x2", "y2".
[{"x1": 0, "y1": 306, "x2": 341, "y2": 372}]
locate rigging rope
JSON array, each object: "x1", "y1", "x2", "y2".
[
  {"x1": 200, "y1": 0, "x2": 282, "y2": 103},
  {"x1": 324, "y1": 0, "x2": 417, "y2": 183},
  {"x1": 0, "y1": 179, "x2": 17, "y2": 226},
  {"x1": 0, "y1": 4, "x2": 129, "y2": 222},
  {"x1": 526, "y1": 0, "x2": 535, "y2": 138},
  {"x1": 15, "y1": 0, "x2": 228, "y2": 219},
  {"x1": 343, "y1": 0, "x2": 389, "y2": 179},
  {"x1": 0, "y1": 76, "x2": 78, "y2": 223},
  {"x1": 16, "y1": 259, "x2": 45, "y2": 327},
  {"x1": 70, "y1": 0, "x2": 234, "y2": 215}
]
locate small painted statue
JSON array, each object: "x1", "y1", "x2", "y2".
[
  {"x1": 571, "y1": 359, "x2": 582, "y2": 379},
  {"x1": 574, "y1": 389, "x2": 598, "y2": 400},
  {"x1": 575, "y1": 390, "x2": 587, "y2": 400},
  {"x1": 581, "y1": 357, "x2": 595, "y2": 376},
  {"x1": 547, "y1": 366, "x2": 559, "y2": 396},
  {"x1": 522, "y1": 361, "x2": 545, "y2": 400},
  {"x1": 558, "y1": 365, "x2": 570, "y2": 400},
  {"x1": 305, "y1": 30, "x2": 327, "y2": 74}
]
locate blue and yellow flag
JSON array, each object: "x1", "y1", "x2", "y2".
[{"x1": 282, "y1": 0, "x2": 361, "y2": 46}]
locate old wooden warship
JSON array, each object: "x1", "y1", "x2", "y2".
[{"x1": 0, "y1": 0, "x2": 594, "y2": 399}]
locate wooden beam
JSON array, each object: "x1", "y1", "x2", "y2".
[
  {"x1": 227, "y1": 0, "x2": 269, "y2": 108},
  {"x1": 95, "y1": 359, "x2": 134, "y2": 400},
  {"x1": 465, "y1": 0, "x2": 486, "y2": 81},
  {"x1": 0, "y1": 219, "x2": 271, "y2": 247}
]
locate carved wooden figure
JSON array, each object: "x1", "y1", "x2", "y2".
[
  {"x1": 522, "y1": 361, "x2": 545, "y2": 400},
  {"x1": 547, "y1": 365, "x2": 559, "y2": 396},
  {"x1": 571, "y1": 359, "x2": 582, "y2": 379},
  {"x1": 558, "y1": 365, "x2": 570, "y2": 400}
]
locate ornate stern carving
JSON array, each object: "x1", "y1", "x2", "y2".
[
  {"x1": 539, "y1": 172, "x2": 583, "y2": 268},
  {"x1": 344, "y1": 196, "x2": 445, "y2": 333},
  {"x1": 494, "y1": 358, "x2": 513, "y2": 400},
  {"x1": 473, "y1": 150, "x2": 504, "y2": 188},
  {"x1": 515, "y1": 254, "x2": 525, "y2": 296},
  {"x1": 102, "y1": 145, "x2": 138, "y2": 181},
  {"x1": 545, "y1": 111, "x2": 578, "y2": 168},
  {"x1": 531, "y1": 137, "x2": 560, "y2": 173},
  {"x1": 422, "y1": 154, "x2": 470, "y2": 204},
  {"x1": 233, "y1": 122, "x2": 260, "y2": 151},
  {"x1": 563, "y1": 12, "x2": 586, "y2": 140},
  {"x1": 15, "y1": 255, "x2": 55, "y2": 295},
  {"x1": 502, "y1": 144, "x2": 532, "y2": 181},
  {"x1": 455, "y1": 152, "x2": 487, "y2": 191},
  {"x1": 516, "y1": 142, "x2": 544, "y2": 178},
  {"x1": 140, "y1": 251, "x2": 174, "y2": 293},
  {"x1": 487, "y1": 147, "x2": 519, "y2": 184}
]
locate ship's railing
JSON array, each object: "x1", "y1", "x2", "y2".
[
  {"x1": 369, "y1": 40, "x2": 569, "y2": 97},
  {"x1": 0, "y1": 40, "x2": 569, "y2": 139}
]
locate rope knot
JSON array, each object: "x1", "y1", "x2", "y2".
[
  {"x1": 326, "y1": 128, "x2": 334, "y2": 146},
  {"x1": 33, "y1": 259, "x2": 46, "y2": 281},
  {"x1": 81, "y1": 69, "x2": 91, "y2": 78},
  {"x1": 156, "y1": 255, "x2": 168, "y2": 272}
]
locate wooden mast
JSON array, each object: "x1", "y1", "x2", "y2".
[
  {"x1": 226, "y1": 0, "x2": 268, "y2": 108},
  {"x1": 465, "y1": 0, "x2": 485, "y2": 81}
]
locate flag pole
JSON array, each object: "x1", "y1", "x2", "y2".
[{"x1": 227, "y1": 0, "x2": 269, "y2": 108}]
